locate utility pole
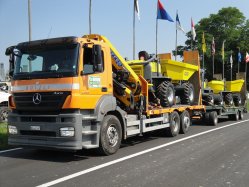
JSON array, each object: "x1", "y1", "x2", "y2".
[{"x1": 89, "y1": 0, "x2": 92, "y2": 34}]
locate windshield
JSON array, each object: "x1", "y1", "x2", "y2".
[{"x1": 13, "y1": 44, "x2": 79, "y2": 80}]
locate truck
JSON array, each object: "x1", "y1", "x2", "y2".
[
  {"x1": 201, "y1": 74, "x2": 246, "y2": 125},
  {"x1": 5, "y1": 34, "x2": 205, "y2": 155}
]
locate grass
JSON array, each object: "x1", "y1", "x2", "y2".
[{"x1": 0, "y1": 122, "x2": 8, "y2": 150}]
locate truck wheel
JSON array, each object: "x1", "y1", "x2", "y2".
[
  {"x1": 180, "y1": 82, "x2": 195, "y2": 105},
  {"x1": 167, "y1": 111, "x2": 180, "y2": 137},
  {"x1": 209, "y1": 111, "x2": 218, "y2": 126},
  {"x1": 233, "y1": 94, "x2": 242, "y2": 107},
  {"x1": 156, "y1": 81, "x2": 175, "y2": 107},
  {"x1": 224, "y1": 93, "x2": 233, "y2": 106},
  {"x1": 98, "y1": 115, "x2": 122, "y2": 155},
  {"x1": 0, "y1": 107, "x2": 9, "y2": 122},
  {"x1": 239, "y1": 111, "x2": 244, "y2": 120},
  {"x1": 180, "y1": 110, "x2": 191, "y2": 134},
  {"x1": 233, "y1": 112, "x2": 239, "y2": 121}
]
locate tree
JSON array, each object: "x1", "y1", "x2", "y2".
[{"x1": 178, "y1": 7, "x2": 248, "y2": 82}]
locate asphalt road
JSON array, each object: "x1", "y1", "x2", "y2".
[{"x1": 1, "y1": 115, "x2": 249, "y2": 187}]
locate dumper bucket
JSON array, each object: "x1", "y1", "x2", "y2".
[
  {"x1": 207, "y1": 80, "x2": 224, "y2": 94},
  {"x1": 225, "y1": 79, "x2": 245, "y2": 92},
  {"x1": 160, "y1": 59, "x2": 199, "y2": 81}
]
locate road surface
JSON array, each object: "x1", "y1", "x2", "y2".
[{"x1": 1, "y1": 115, "x2": 249, "y2": 187}]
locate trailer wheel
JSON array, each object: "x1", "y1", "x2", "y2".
[
  {"x1": 233, "y1": 94, "x2": 242, "y2": 107},
  {"x1": 233, "y1": 112, "x2": 239, "y2": 121},
  {"x1": 166, "y1": 111, "x2": 180, "y2": 137},
  {"x1": 224, "y1": 93, "x2": 233, "y2": 106},
  {"x1": 156, "y1": 81, "x2": 175, "y2": 107},
  {"x1": 180, "y1": 110, "x2": 191, "y2": 134},
  {"x1": 209, "y1": 111, "x2": 218, "y2": 126},
  {"x1": 239, "y1": 111, "x2": 244, "y2": 120},
  {"x1": 98, "y1": 115, "x2": 122, "y2": 155}
]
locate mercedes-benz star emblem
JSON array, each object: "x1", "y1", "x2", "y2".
[{"x1": 33, "y1": 93, "x2": 42, "y2": 105}]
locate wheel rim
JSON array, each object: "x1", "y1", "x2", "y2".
[
  {"x1": 167, "y1": 87, "x2": 174, "y2": 104},
  {"x1": 189, "y1": 88, "x2": 194, "y2": 103},
  {"x1": 1, "y1": 110, "x2": 8, "y2": 121},
  {"x1": 172, "y1": 115, "x2": 179, "y2": 132},
  {"x1": 183, "y1": 116, "x2": 190, "y2": 130},
  {"x1": 214, "y1": 115, "x2": 218, "y2": 124},
  {"x1": 107, "y1": 124, "x2": 119, "y2": 147}
]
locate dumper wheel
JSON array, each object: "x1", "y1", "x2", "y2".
[
  {"x1": 0, "y1": 107, "x2": 9, "y2": 122},
  {"x1": 233, "y1": 94, "x2": 242, "y2": 107},
  {"x1": 202, "y1": 93, "x2": 214, "y2": 106},
  {"x1": 166, "y1": 111, "x2": 180, "y2": 137},
  {"x1": 98, "y1": 115, "x2": 122, "y2": 155},
  {"x1": 180, "y1": 82, "x2": 195, "y2": 105},
  {"x1": 156, "y1": 81, "x2": 175, "y2": 107},
  {"x1": 180, "y1": 110, "x2": 191, "y2": 134},
  {"x1": 209, "y1": 111, "x2": 218, "y2": 126},
  {"x1": 213, "y1": 94, "x2": 223, "y2": 105},
  {"x1": 224, "y1": 93, "x2": 233, "y2": 106}
]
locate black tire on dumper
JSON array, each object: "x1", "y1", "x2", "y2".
[{"x1": 156, "y1": 81, "x2": 175, "y2": 107}]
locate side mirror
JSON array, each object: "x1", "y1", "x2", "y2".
[
  {"x1": 92, "y1": 45, "x2": 103, "y2": 72},
  {"x1": 5, "y1": 46, "x2": 15, "y2": 56}
]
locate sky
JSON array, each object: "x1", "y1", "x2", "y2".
[{"x1": 0, "y1": 0, "x2": 249, "y2": 70}]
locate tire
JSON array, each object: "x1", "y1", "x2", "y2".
[
  {"x1": 233, "y1": 112, "x2": 239, "y2": 121},
  {"x1": 0, "y1": 107, "x2": 9, "y2": 122},
  {"x1": 233, "y1": 94, "x2": 242, "y2": 107},
  {"x1": 179, "y1": 82, "x2": 195, "y2": 105},
  {"x1": 156, "y1": 81, "x2": 175, "y2": 107},
  {"x1": 239, "y1": 111, "x2": 244, "y2": 120},
  {"x1": 213, "y1": 94, "x2": 223, "y2": 106},
  {"x1": 224, "y1": 93, "x2": 233, "y2": 106},
  {"x1": 98, "y1": 115, "x2": 122, "y2": 155},
  {"x1": 166, "y1": 111, "x2": 180, "y2": 137},
  {"x1": 202, "y1": 93, "x2": 214, "y2": 106},
  {"x1": 179, "y1": 110, "x2": 191, "y2": 134},
  {"x1": 209, "y1": 111, "x2": 218, "y2": 126}
]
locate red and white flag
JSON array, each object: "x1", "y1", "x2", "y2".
[
  {"x1": 191, "y1": 18, "x2": 196, "y2": 40},
  {"x1": 246, "y1": 52, "x2": 249, "y2": 63}
]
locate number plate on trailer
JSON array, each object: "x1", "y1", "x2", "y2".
[{"x1": 30, "y1": 126, "x2": 40, "y2": 131}]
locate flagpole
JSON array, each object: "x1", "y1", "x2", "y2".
[
  {"x1": 175, "y1": 10, "x2": 177, "y2": 61},
  {"x1": 156, "y1": 19, "x2": 158, "y2": 56},
  {"x1": 212, "y1": 54, "x2": 214, "y2": 78},
  {"x1": 89, "y1": 0, "x2": 92, "y2": 34},
  {"x1": 133, "y1": 0, "x2": 136, "y2": 60}
]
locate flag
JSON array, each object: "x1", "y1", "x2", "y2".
[
  {"x1": 211, "y1": 37, "x2": 215, "y2": 56},
  {"x1": 157, "y1": 0, "x2": 174, "y2": 22},
  {"x1": 230, "y1": 54, "x2": 233, "y2": 67},
  {"x1": 191, "y1": 18, "x2": 196, "y2": 40},
  {"x1": 221, "y1": 40, "x2": 225, "y2": 61},
  {"x1": 134, "y1": 0, "x2": 140, "y2": 20},
  {"x1": 202, "y1": 32, "x2": 206, "y2": 53},
  {"x1": 238, "y1": 51, "x2": 242, "y2": 63},
  {"x1": 176, "y1": 12, "x2": 185, "y2": 33},
  {"x1": 246, "y1": 52, "x2": 249, "y2": 63}
]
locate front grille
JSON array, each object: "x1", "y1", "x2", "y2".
[
  {"x1": 13, "y1": 92, "x2": 71, "y2": 111},
  {"x1": 20, "y1": 130, "x2": 56, "y2": 137},
  {"x1": 21, "y1": 117, "x2": 56, "y2": 122}
]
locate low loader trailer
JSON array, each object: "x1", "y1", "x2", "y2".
[{"x1": 6, "y1": 34, "x2": 204, "y2": 155}]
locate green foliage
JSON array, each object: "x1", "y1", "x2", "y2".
[
  {"x1": 179, "y1": 7, "x2": 248, "y2": 82},
  {"x1": 0, "y1": 122, "x2": 8, "y2": 150}
]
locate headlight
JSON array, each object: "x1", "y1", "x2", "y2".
[
  {"x1": 60, "y1": 127, "x2": 75, "y2": 137},
  {"x1": 8, "y1": 125, "x2": 18, "y2": 134}
]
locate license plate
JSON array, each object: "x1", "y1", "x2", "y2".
[{"x1": 30, "y1": 126, "x2": 40, "y2": 131}]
